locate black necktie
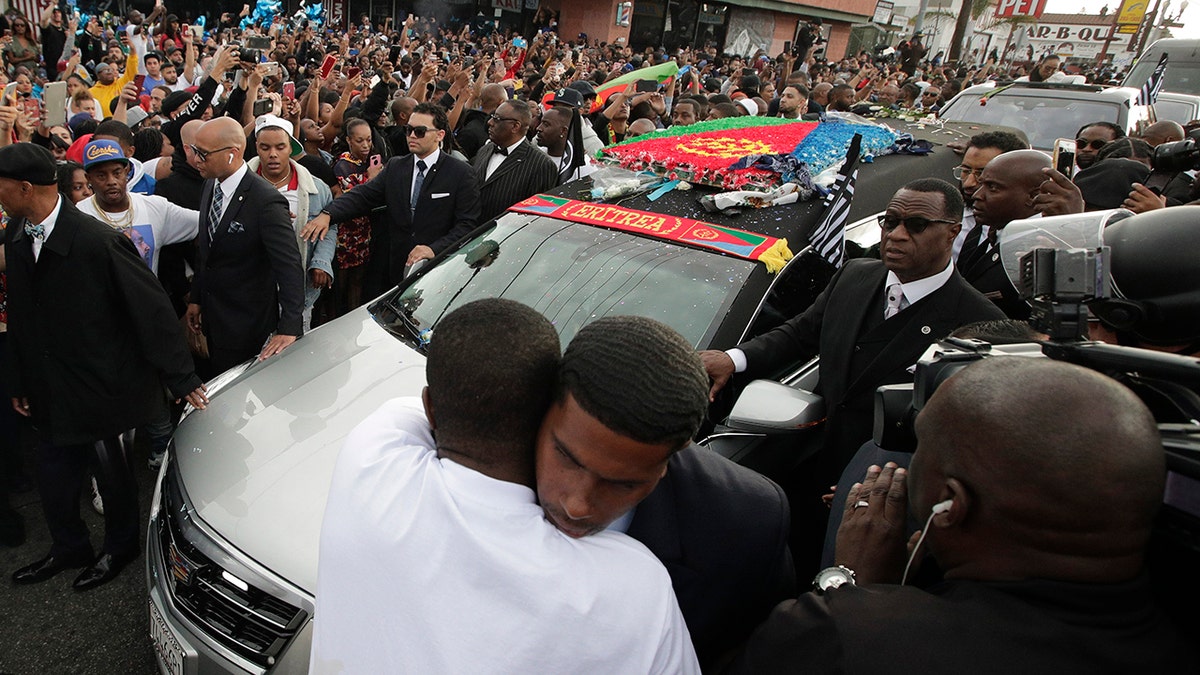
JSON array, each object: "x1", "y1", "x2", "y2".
[
  {"x1": 411, "y1": 160, "x2": 426, "y2": 214},
  {"x1": 959, "y1": 226, "x2": 994, "y2": 271}
]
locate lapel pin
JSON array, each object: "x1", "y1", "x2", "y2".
[{"x1": 921, "y1": 325, "x2": 931, "y2": 334}]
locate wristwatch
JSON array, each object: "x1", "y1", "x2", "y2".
[{"x1": 812, "y1": 565, "x2": 856, "y2": 594}]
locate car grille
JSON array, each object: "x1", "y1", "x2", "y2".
[{"x1": 157, "y1": 467, "x2": 308, "y2": 669}]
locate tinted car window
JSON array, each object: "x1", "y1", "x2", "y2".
[
  {"x1": 1154, "y1": 98, "x2": 1197, "y2": 124},
  {"x1": 1127, "y1": 61, "x2": 1200, "y2": 97},
  {"x1": 379, "y1": 216, "x2": 757, "y2": 348},
  {"x1": 940, "y1": 93, "x2": 1122, "y2": 150}
]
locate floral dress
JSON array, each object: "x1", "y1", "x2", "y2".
[{"x1": 332, "y1": 152, "x2": 373, "y2": 270}]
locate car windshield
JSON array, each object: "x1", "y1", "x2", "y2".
[
  {"x1": 940, "y1": 92, "x2": 1121, "y2": 150},
  {"x1": 375, "y1": 215, "x2": 757, "y2": 348},
  {"x1": 1127, "y1": 61, "x2": 1200, "y2": 97}
]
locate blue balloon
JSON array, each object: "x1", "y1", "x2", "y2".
[{"x1": 194, "y1": 15, "x2": 206, "y2": 29}]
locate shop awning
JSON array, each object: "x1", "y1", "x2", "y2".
[{"x1": 725, "y1": 0, "x2": 871, "y2": 23}]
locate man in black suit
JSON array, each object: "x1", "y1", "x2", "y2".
[
  {"x1": 701, "y1": 178, "x2": 1004, "y2": 570},
  {"x1": 1, "y1": 143, "x2": 207, "y2": 591},
  {"x1": 958, "y1": 149, "x2": 1049, "y2": 320},
  {"x1": 471, "y1": 100, "x2": 559, "y2": 223},
  {"x1": 302, "y1": 103, "x2": 481, "y2": 288},
  {"x1": 727, "y1": 358, "x2": 1191, "y2": 674},
  {"x1": 185, "y1": 117, "x2": 305, "y2": 374},
  {"x1": 536, "y1": 316, "x2": 795, "y2": 669}
]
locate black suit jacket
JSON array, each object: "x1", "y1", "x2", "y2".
[
  {"x1": 739, "y1": 259, "x2": 1005, "y2": 474},
  {"x1": 627, "y1": 444, "x2": 796, "y2": 669},
  {"x1": 194, "y1": 169, "x2": 305, "y2": 352},
  {"x1": 325, "y1": 152, "x2": 480, "y2": 286},
  {"x1": 5, "y1": 199, "x2": 200, "y2": 445},
  {"x1": 726, "y1": 576, "x2": 1192, "y2": 674},
  {"x1": 471, "y1": 140, "x2": 559, "y2": 223},
  {"x1": 957, "y1": 241, "x2": 1032, "y2": 320}
]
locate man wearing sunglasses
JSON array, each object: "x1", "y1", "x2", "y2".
[
  {"x1": 1075, "y1": 122, "x2": 1125, "y2": 171},
  {"x1": 301, "y1": 102, "x2": 480, "y2": 288},
  {"x1": 471, "y1": 100, "x2": 559, "y2": 222},
  {"x1": 187, "y1": 117, "x2": 306, "y2": 374},
  {"x1": 700, "y1": 178, "x2": 1003, "y2": 570}
]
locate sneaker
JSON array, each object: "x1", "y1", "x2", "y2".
[
  {"x1": 90, "y1": 477, "x2": 104, "y2": 516},
  {"x1": 148, "y1": 451, "x2": 165, "y2": 471}
]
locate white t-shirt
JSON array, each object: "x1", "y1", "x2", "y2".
[
  {"x1": 76, "y1": 192, "x2": 199, "y2": 274},
  {"x1": 311, "y1": 398, "x2": 700, "y2": 675},
  {"x1": 125, "y1": 25, "x2": 150, "y2": 76}
]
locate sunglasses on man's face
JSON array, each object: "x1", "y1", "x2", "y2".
[
  {"x1": 877, "y1": 214, "x2": 958, "y2": 234},
  {"x1": 404, "y1": 125, "x2": 434, "y2": 138},
  {"x1": 1075, "y1": 138, "x2": 1108, "y2": 150}
]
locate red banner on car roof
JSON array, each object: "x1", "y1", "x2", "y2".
[{"x1": 507, "y1": 194, "x2": 793, "y2": 272}]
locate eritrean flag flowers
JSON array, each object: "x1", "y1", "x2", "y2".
[{"x1": 599, "y1": 116, "x2": 898, "y2": 191}]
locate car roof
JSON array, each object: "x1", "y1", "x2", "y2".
[
  {"x1": 542, "y1": 119, "x2": 1022, "y2": 252},
  {"x1": 957, "y1": 81, "x2": 1144, "y2": 103}
]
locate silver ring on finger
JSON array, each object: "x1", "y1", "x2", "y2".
[{"x1": 853, "y1": 500, "x2": 870, "y2": 510}]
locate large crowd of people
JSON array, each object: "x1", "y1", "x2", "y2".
[{"x1": 0, "y1": 2, "x2": 1195, "y2": 672}]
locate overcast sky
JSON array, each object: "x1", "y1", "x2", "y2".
[{"x1": 1043, "y1": 0, "x2": 1200, "y2": 38}]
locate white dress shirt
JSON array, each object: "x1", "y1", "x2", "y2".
[
  {"x1": 952, "y1": 208, "x2": 989, "y2": 262},
  {"x1": 410, "y1": 147, "x2": 440, "y2": 200},
  {"x1": 484, "y1": 139, "x2": 524, "y2": 181},
  {"x1": 214, "y1": 163, "x2": 249, "y2": 225},
  {"x1": 30, "y1": 196, "x2": 63, "y2": 262},
  {"x1": 883, "y1": 259, "x2": 955, "y2": 312}
]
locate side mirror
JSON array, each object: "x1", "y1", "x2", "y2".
[
  {"x1": 404, "y1": 259, "x2": 429, "y2": 278},
  {"x1": 725, "y1": 380, "x2": 825, "y2": 434}
]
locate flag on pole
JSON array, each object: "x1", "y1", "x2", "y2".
[
  {"x1": 808, "y1": 133, "x2": 863, "y2": 268},
  {"x1": 1136, "y1": 53, "x2": 1169, "y2": 106},
  {"x1": 590, "y1": 61, "x2": 680, "y2": 113}
]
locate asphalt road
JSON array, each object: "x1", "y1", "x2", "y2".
[{"x1": 1, "y1": 441, "x2": 159, "y2": 675}]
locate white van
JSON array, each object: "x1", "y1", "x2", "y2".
[{"x1": 1124, "y1": 39, "x2": 1200, "y2": 96}]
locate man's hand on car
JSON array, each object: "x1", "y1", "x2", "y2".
[{"x1": 698, "y1": 349, "x2": 735, "y2": 401}]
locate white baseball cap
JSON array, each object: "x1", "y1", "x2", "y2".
[{"x1": 254, "y1": 114, "x2": 303, "y2": 157}]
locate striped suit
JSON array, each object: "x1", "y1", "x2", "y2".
[{"x1": 471, "y1": 140, "x2": 560, "y2": 222}]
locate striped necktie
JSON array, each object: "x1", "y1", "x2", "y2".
[{"x1": 208, "y1": 184, "x2": 224, "y2": 238}]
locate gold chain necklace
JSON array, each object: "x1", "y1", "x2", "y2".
[
  {"x1": 91, "y1": 195, "x2": 134, "y2": 230},
  {"x1": 265, "y1": 166, "x2": 292, "y2": 188}
]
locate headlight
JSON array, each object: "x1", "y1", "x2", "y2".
[{"x1": 178, "y1": 360, "x2": 253, "y2": 423}]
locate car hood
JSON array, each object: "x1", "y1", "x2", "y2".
[{"x1": 172, "y1": 307, "x2": 426, "y2": 593}]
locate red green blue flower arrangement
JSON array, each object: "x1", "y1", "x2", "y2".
[{"x1": 599, "y1": 116, "x2": 899, "y2": 192}]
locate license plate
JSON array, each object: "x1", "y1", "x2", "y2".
[{"x1": 149, "y1": 599, "x2": 186, "y2": 675}]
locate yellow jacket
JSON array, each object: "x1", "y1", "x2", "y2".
[{"x1": 90, "y1": 51, "x2": 139, "y2": 117}]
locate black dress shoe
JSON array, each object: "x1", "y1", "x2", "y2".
[
  {"x1": 12, "y1": 553, "x2": 90, "y2": 584},
  {"x1": 72, "y1": 551, "x2": 138, "y2": 592}
]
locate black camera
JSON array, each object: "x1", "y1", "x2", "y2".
[
  {"x1": 1016, "y1": 246, "x2": 1109, "y2": 341},
  {"x1": 239, "y1": 47, "x2": 261, "y2": 64},
  {"x1": 1151, "y1": 135, "x2": 1200, "y2": 173}
]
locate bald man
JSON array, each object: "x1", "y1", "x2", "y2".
[
  {"x1": 186, "y1": 117, "x2": 305, "y2": 373},
  {"x1": 457, "y1": 83, "x2": 510, "y2": 160},
  {"x1": 628, "y1": 118, "x2": 658, "y2": 137},
  {"x1": 1140, "y1": 120, "x2": 1185, "y2": 147},
  {"x1": 728, "y1": 357, "x2": 1191, "y2": 673},
  {"x1": 959, "y1": 149, "x2": 1051, "y2": 319}
]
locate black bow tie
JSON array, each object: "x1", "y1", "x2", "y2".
[{"x1": 493, "y1": 144, "x2": 509, "y2": 156}]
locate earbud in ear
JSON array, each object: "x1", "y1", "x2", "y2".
[
  {"x1": 227, "y1": 153, "x2": 233, "y2": 165},
  {"x1": 932, "y1": 499, "x2": 953, "y2": 515}
]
